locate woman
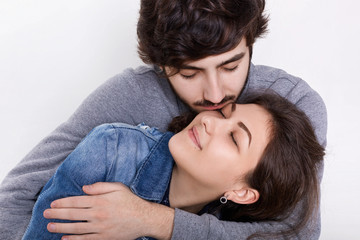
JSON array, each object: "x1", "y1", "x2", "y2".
[{"x1": 22, "y1": 93, "x2": 324, "y2": 240}]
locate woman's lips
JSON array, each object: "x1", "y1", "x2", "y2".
[{"x1": 188, "y1": 126, "x2": 202, "y2": 150}]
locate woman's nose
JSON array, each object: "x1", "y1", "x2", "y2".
[{"x1": 201, "y1": 114, "x2": 231, "y2": 134}]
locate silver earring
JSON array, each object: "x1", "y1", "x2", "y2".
[{"x1": 220, "y1": 196, "x2": 228, "y2": 204}]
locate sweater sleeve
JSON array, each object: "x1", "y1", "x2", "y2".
[{"x1": 172, "y1": 207, "x2": 320, "y2": 240}]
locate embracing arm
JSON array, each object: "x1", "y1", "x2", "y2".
[
  {"x1": 46, "y1": 182, "x2": 175, "y2": 240},
  {"x1": 0, "y1": 75, "x2": 129, "y2": 239},
  {"x1": 0, "y1": 67, "x2": 177, "y2": 240},
  {"x1": 172, "y1": 204, "x2": 320, "y2": 240}
]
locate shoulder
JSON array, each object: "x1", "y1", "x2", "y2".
[
  {"x1": 244, "y1": 64, "x2": 327, "y2": 146},
  {"x1": 80, "y1": 65, "x2": 183, "y2": 131},
  {"x1": 245, "y1": 64, "x2": 322, "y2": 105},
  {"x1": 106, "y1": 65, "x2": 167, "y2": 91},
  {"x1": 87, "y1": 123, "x2": 166, "y2": 143},
  {"x1": 247, "y1": 64, "x2": 303, "y2": 92}
]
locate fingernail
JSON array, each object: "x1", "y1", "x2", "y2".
[
  {"x1": 51, "y1": 201, "x2": 56, "y2": 208},
  {"x1": 48, "y1": 223, "x2": 56, "y2": 231},
  {"x1": 43, "y1": 210, "x2": 50, "y2": 218}
]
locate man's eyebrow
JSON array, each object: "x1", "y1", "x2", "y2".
[
  {"x1": 180, "y1": 65, "x2": 203, "y2": 71},
  {"x1": 238, "y1": 122, "x2": 252, "y2": 147},
  {"x1": 216, "y1": 52, "x2": 245, "y2": 68},
  {"x1": 180, "y1": 52, "x2": 246, "y2": 71}
]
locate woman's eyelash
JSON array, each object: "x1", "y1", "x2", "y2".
[
  {"x1": 230, "y1": 133, "x2": 238, "y2": 146},
  {"x1": 218, "y1": 110, "x2": 237, "y2": 146},
  {"x1": 218, "y1": 110, "x2": 226, "y2": 118}
]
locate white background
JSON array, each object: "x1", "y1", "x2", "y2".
[{"x1": 1, "y1": 1, "x2": 359, "y2": 239}]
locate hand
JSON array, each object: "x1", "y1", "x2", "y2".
[{"x1": 43, "y1": 182, "x2": 174, "y2": 240}]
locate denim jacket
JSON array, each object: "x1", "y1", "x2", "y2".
[{"x1": 22, "y1": 123, "x2": 174, "y2": 240}]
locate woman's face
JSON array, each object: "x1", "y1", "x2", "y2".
[{"x1": 169, "y1": 103, "x2": 272, "y2": 194}]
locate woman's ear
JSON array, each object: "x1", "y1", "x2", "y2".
[{"x1": 225, "y1": 188, "x2": 259, "y2": 205}]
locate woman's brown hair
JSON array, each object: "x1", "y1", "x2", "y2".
[
  {"x1": 137, "y1": 0, "x2": 268, "y2": 70},
  {"x1": 168, "y1": 92, "x2": 325, "y2": 239}
]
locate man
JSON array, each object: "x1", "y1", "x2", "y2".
[{"x1": 0, "y1": 0, "x2": 327, "y2": 239}]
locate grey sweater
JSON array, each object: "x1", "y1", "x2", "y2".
[{"x1": 0, "y1": 63, "x2": 327, "y2": 240}]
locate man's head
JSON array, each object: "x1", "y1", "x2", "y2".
[{"x1": 137, "y1": 0, "x2": 268, "y2": 112}]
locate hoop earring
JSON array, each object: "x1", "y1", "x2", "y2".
[{"x1": 220, "y1": 196, "x2": 228, "y2": 204}]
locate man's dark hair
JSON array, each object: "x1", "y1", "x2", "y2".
[{"x1": 137, "y1": 0, "x2": 268, "y2": 70}]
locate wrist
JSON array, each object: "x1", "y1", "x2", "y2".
[{"x1": 143, "y1": 201, "x2": 175, "y2": 240}]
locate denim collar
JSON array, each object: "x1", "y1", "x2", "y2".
[{"x1": 130, "y1": 132, "x2": 174, "y2": 203}]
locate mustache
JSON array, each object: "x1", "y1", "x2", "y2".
[{"x1": 194, "y1": 95, "x2": 236, "y2": 107}]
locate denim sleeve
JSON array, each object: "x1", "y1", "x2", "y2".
[{"x1": 22, "y1": 124, "x2": 116, "y2": 240}]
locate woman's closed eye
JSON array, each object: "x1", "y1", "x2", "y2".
[
  {"x1": 230, "y1": 132, "x2": 238, "y2": 146},
  {"x1": 217, "y1": 110, "x2": 238, "y2": 146},
  {"x1": 218, "y1": 109, "x2": 226, "y2": 118}
]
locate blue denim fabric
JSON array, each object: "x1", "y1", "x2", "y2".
[{"x1": 22, "y1": 123, "x2": 174, "y2": 240}]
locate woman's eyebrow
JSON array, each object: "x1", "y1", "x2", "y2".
[
  {"x1": 238, "y1": 122, "x2": 252, "y2": 147},
  {"x1": 231, "y1": 104, "x2": 251, "y2": 147}
]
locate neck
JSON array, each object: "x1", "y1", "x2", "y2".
[{"x1": 169, "y1": 166, "x2": 218, "y2": 214}]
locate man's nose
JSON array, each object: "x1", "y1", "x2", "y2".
[{"x1": 203, "y1": 73, "x2": 225, "y2": 104}]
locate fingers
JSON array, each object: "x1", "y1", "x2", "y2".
[
  {"x1": 61, "y1": 234, "x2": 100, "y2": 240},
  {"x1": 44, "y1": 208, "x2": 91, "y2": 221},
  {"x1": 82, "y1": 182, "x2": 127, "y2": 195},
  {"x1": 47, "y1": 222, "x2": 96, "y2": 235},
  {"x1": 51, "y1": 195, "x2": 93, "y2": 208}
]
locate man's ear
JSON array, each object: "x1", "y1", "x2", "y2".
[{"x1": 225, "y1": 188, "x2": 260, "y2": 205}]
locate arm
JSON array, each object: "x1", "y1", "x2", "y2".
[
  {"x1": 0, "y1": 73, "x2": 132, "y2": 240},
  {"x1": 46, "y1": 182, "x2": 175, "y2": 240},
  {"x1": 0, "y1": 67, "x2": 179, "y2": 240},
  {"x1": 172, "y1": 203, "x2": 320, "y2": 240},
  {"x1": 22, "y1": 125, "x2": 111, "y2": 240}
]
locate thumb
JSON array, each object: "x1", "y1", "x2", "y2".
[{"x1": 83, "y1": 182, "x2": 127, "y2": 195}]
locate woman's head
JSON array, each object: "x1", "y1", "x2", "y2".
[
  {"x1": 168, "y1": 92, "x2": 324, "y2": 236},
  {"x1": 137, "y1": 0, "x2": 268, "y2": 69},
  {"x1": 169, "y1": 101, "x2": 273, "y2": 205}
]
